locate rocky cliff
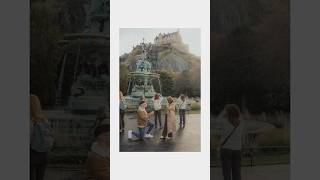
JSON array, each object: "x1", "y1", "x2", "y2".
[{"x1": 120, "y1": 44, "x2": 200, "y2": 73}]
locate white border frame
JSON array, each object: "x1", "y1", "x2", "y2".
[{"x1": 110, "y1": 1, "x2": 210, "y2": 179}]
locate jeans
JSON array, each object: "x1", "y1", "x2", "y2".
[
  {"x1": 132, "y1": 121, "x2": 154, "y2": 138},
  {"x1": 179, "y1": 109, "x2": 186, "y2": 125},
  {"x1": 120, "y1": 110, "x2": 125, "y2": 130},
  {"x1": 154, "y1": 110, "x2": 162, "y2": 127},
  {"x1": 220, "y1": 148, "x2": 241, "y2": 180}
]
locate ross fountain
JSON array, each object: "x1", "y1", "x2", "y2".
[
  {"x1": 124, "y1": 40, "x2": 166, "y2": 111},
  {"x1": 44, "y1": 0, "x2": 110, "y2": 158}
]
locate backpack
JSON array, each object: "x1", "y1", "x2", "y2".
[{"x1": 31, "y1": 121, "x2": 54, "y2": 152}]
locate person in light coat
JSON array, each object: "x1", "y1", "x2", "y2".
[{"x1": 161, "y1": 96, "x2": 177, "y2": 140}]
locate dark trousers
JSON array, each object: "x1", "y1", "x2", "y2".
[
  {"x1": 120, "y1": 110, "x2": 125, "y2": 130},
  {"x1": 220, "y1": 148, "x2": 241, "y2": 180},
  {"x1": 154, "y1": 110, "x2": 162, "y2": 128},
  {"x1": 30, "y1": 149, "x2": 47, "y2": 180},
  {"x1": 161, "y1": 114, "x2": 172, "y2": 137},
  {"x1": 179, "y1": 109, "x2": 186, "y2": 125}
]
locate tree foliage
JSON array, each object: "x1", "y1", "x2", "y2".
[
  {"x1": 119, "y1": 64, "x2": 129, "y2": 94},
  {"x1": 156, "y1": 70, "x2": 175, "y2": 96},
  {"x1": 211, "y1": 0, "x2": 290, "y2": 114},
  {"x1": 30, "y1": 2, "x2": 62, "y2": 108}
]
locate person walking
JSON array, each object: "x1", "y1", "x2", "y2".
[
  {"x1": 177, "y1": 94, "x2": 188, "y2": 127},
  {"x1": 30, "y1": 95, "x2": 54, "y2": 180},
  {"x1": 219, "y1": 104, "x2": 244, "y2": 180},
  {"x1": 152, "y1": 93, "x2": 163, "y2": 129},
  {"x1": 160, "y1": 96, "x2": 177, "y2": 140},
  {"x1": 128, "y1": 100, "x2": 154, "y2": 140},
  {"x1": 119, "y1": 91, "x2": 127, "y2": 133}
]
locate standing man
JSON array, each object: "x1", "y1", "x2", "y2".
[
  {"x1": 152, "y1": 93, "x2": 163, "y2": 129},
  {"x1": 177, "y1": 94, "x2": 188, "y2": 127}
]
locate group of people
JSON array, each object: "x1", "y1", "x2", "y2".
[
  {"x1": 30, "y1": 95, "x2": 110, "y2": 180},
  {"x1": 119, "y1": 91, "x2": 189, "y2": 141},
  {"x1": 30, "y1": 93, "x2": 242, "y2": 180}
]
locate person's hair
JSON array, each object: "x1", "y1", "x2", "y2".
[
  {"x1": 140, "y1": 96, "x2": 145, "y2": 101},
  {"x1": 94, "y1": 124, "x2": 109, "y2": 137},
  {"x1": 30, "y1": 95, "x2": 46, "y2": 123},
  {"x1": 224, "y1": 104, "x2": 241, "y2": 127},
  {"x1": 181, "y1": 95, "x2": 185, "y2": 101},
  {"x1": 167, "y1": 96, "x2": 173, "y2": 104},
  {"x1": 139, "y1": 100, "x2": 146, "y2": 106},
  {"x1": 154, "y1": 93, "x2": 159, "y2": 99}
]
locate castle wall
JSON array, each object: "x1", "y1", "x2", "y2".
[{"x1": 154, "y1": 31, "x2": 189, "y2": 53}]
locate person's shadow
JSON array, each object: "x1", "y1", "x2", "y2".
[{"x1": 176, "y1": 125, "x2": 185, "y2": 137}]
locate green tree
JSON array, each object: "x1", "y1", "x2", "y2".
[
  {"x1": 174, "y1": 70, "x2": 194, "y2": 97},
  {"x1": 119, "y1": 64, "x2": 129, "y2": 94},
  {"x1": 30, "y1": 2, "x2": 62, "y2": 108},
  {"x1": 154, "y1": 70, "x2": 174, "y2": 96}
]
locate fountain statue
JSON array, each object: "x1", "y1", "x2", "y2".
[
  {"x1": 46, "y1": 0, "x2": 109, "y2": 153},
  {"x1": 57, "y1": 0, "x2": 109, "y2": 114},
  {"x1": 124, "y1": 40, "x2": 166, "y2": 111}
]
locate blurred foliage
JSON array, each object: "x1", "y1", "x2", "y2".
[
  {"x1": 190, "y1": 101, "x2": 201, "y2": 111},
  {"x1": 256, "y1": 128, "x2": 290, "y2": 147},
  {"x1": 119, "y1": 64, "x2": 129, "y2": 94},
  {"x1": 174, "y1": 70, "x2": 194, "y2": 97},
  {"x1": 30, "y1": 1, "x2": 63, "y2": 108},
  {"x1": 211, "y1": 0, "x2": 290, "y2": 114},
  {"x1": 156, "y1": 70, "x2": 175, "y2": 96}
]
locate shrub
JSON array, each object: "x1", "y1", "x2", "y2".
[
  {"x1": 190, "y1": 101, "x2": 201, "y2": 111},
  {"x1": 256, "y1": 128, "x2": 290, "y2": 147}
]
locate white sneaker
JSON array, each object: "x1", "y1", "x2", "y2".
[
  {"x1": 128, "y1": 130, "x2": 132, "y2": 139},
  {"x1": 144, "y1": 134, "x2": 154, "y2": 138}
]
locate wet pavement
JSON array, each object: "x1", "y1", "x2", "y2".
[
  {"x1": 211, "y1": 164, "x2": 289, "y2": 180},
  {"x1": 120, "y1": 112, "x2": 201, "y2": 152}
]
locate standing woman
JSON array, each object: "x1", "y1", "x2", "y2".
[
  {"x1": 119, "y1": 91, "x2": 127, "y2": 133},
  {"x1": 152, "y1": 93, "x2": 163, "y2": 129},
  {"x1": 30, "y1": 95, "x2": 52, "y2": 180},
  {"x1": 161, "y1": 96, "x2": 177, "y2": 140},
  {"x1": 219, "y1": 104, "x2": 244, "y2": 180}
]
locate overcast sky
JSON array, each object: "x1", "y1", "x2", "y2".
[{"x1": 120, "y1": 28, "x2": 201, "y2": 56}]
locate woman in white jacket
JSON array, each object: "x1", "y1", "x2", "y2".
[{"x1": 219, "y1": 104, "x2": 244, "y2": 180}]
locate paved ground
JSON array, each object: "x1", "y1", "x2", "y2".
[
  {"x1": 120, "y1": 112, "x2": 201, "y2": 152},
  {"x1": 211, "y1": 164, "x2": 289, "y2": 180},
  {"x1": 44, "y1": 164, "x2": 289, "y2": 180},
  {"x1": 45, "y1": 167, "x2": 85, "y2": 180}
]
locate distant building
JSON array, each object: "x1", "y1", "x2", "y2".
[{"x1": 154, "y1": 30, "x2": 189, "y2": 53}]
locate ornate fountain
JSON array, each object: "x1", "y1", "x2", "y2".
[
  {"x1": 124, "y1": 40, "x2": 166, "y2": 111},
  {"x1": 45, "y1": 0, "x2": 109, "y2": 152},
  {"x1": 57, "y1": 0, "x2": 109, "y2": 114}
]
